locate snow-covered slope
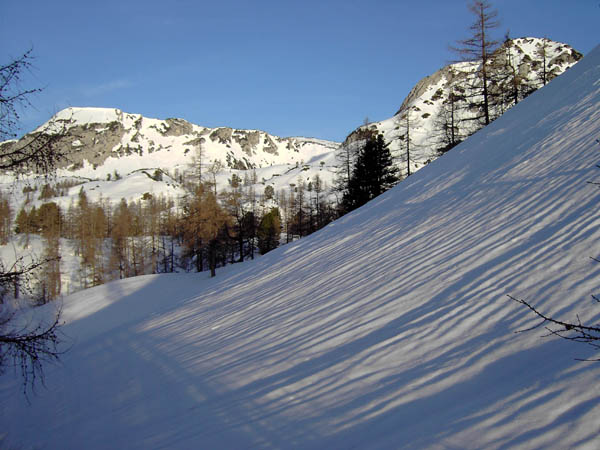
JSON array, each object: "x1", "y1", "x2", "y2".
[
  {"x1": 344, "y1": 37, "x2": 582, "y2": 177},
  {"x1": 2, "y1": 45, "x2": 600, "y2": 449}
]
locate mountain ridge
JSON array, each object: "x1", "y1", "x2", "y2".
[{"x1": 18, "y1": 106, "x2": 340, "y2": 175}]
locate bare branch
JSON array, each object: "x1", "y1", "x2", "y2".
[
  {"x1": 0, "y1": 48, "x2": 40, "y2": 140},
  {"x1": 0, "y1": 48, "x2": 67, "y2": 395},
  {"x1": 509, "y1": 295, "x2": 600, "y2": 333},
  {"x1": 508, "y1": 295, "x2": 600, "y2": 359},
  {"x1": 0, "y1": 307, "x2": 64, "y2": 397}
]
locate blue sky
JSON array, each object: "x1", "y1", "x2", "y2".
[{"x1": 2, "y1": 0, "x2": 598, "y2": 142}]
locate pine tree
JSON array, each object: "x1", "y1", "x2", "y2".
[
  {"x1": 343, "y1": 133, "x2": 400, "y2": 212},
  {"x1": 241, "y1": 211, "x2": 257, "y2": 258},
  {"x1": 198, "y1": 187, "x2": 230, "y2": 277},
  {"x1": 158, "y1": 196, "x2": 177, "y2": 273},
  {"x1": 143, "y1": 194, "x2": 162, "y2": 274},
  {"x1": 246, "y1": 181, "x2": 258, "y2": 259},
  {"x1": 223, "y1": 180, "x2": 249, "y2": 262},
  {"x1": 311, "y1": 173, "x2": 328, "y2": 230},
  {"x1": 73, "y1": 189, "x2": 106, "y2": 287},
  {"x1": 490, "y1": 33, "x2": 529, "y2": 115},
  {"x1": 257, "y1": 208, "x2": 281, "y2": 255},
  {"x1": 128, "y1": 200, "x2": 146, "y2": 277},
  {"x1": 293, "y1": 177, "x2": 307, "y2": 237},
  {"x1": 334, "y1": 127, "x2": 373, "y2": 202},
  {"x1": 186, "y1": 141, "x2": 205, "y2": 188},
  {"x1": 500, "y1": 34, "x2": 521, "y2": 107},
  {"x1": 278, "y1": 189, "x2": 291, "y2": 243}
]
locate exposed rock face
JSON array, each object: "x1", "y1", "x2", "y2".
[
  {"x1": 262, "y1": 135, "x2": 279, "y2": 155},
  {"x1": 0, "y1": 119, "x2": 128, "y2": 172},
  {"x1": 209, "y1": 127, "x2": 233, "y2": 145},
  {"x1": 233, "y1": 130, "x2": 261, "y2": 156},
  {"x1": 163, "y1": 118, "x2": 194, "y2": 137},
  {"x1": 395, "y1": 64, "x2": 470, "y2": 116},
  {"x1": 343, "y1": 37, "x2": 582, "y2": 178}
]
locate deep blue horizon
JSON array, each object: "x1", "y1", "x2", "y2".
[{"x1": 2, "y1": 0, "x2": 598, "y2": 142}]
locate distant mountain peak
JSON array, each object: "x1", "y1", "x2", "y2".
[{"x1": 9, "y1": 106, "x2": 339, "y2": 180}]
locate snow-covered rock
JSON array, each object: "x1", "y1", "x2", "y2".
[
  {"x1": 344, "y1": 37, "x2": 582, "y2": 177},
  {"x1": 0, "y1": 107, "x2": 340, "y2": 206},
  {"x1": 26, "y1": 106, "x2": 339, "y2": 175}
]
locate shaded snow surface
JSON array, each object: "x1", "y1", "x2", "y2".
[{"x1": 2, "y1": 47, "x2": 600, "y2": 449}]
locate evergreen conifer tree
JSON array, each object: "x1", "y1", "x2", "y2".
[
  {"x1": 257, "y1": 208, "x2": 281, "y2": 255},
  {"x1": 343, "y1": 134, "x2": 400, "y2": 212}
]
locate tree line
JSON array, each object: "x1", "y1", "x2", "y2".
[{"x1": 0, "y1": 166, "x2": 343, "y2": 302}]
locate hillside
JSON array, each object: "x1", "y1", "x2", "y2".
[
  {"x1": 1, "y1": 41, "x2": 599, "y2": 449},
  {"x1": 343, "y1": 37, "x2": 582, "y2": 177}
]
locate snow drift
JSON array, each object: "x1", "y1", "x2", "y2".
[{"x1": 2, "y1": 46, "x2": 600, "y2": 449}]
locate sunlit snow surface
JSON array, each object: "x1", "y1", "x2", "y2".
[{"x1": 2, "y1": 47, "x2": 600, "y2": 449}]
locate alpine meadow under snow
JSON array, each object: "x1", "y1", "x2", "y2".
[{"x1": 2, "y1": 44, "x2": 600, "y2": 450}]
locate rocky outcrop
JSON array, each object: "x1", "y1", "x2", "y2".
[
  {"x1": 163, "y1": 118, "x2": 194, "y2": 137},
  {"x1": 209, "y1": 127, "x2": 233, "y2": 145},
  {"x1": 232, "y1": 130, "x2": 259, "y2": 156}
]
